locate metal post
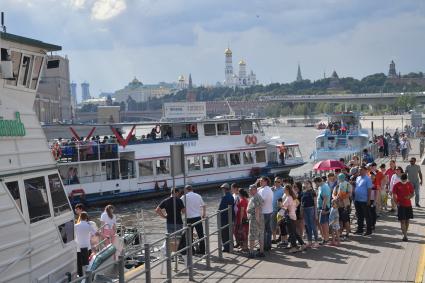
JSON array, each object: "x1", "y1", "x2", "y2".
[
  {"x1": 187, "y1": 225, "x2": 194, "y2": 281},
  {"x1": 382, "y1": 116, "x2": 385, "y2": 136},
  {"x1": 204, "y1": 217, "x2": 211, "y2": 269},
  {"x1": 227, "y1": 205, "x2": 233, "y2": 253},
  {"x1": 118, "y1": 255, "x2": 125, "y2": 283},
  {"x1": 402, "y1": 116, "x2": 404, "y2": 132},
  {"x1": 165, "y1": 234, "x2": 172, "y2": 283},
  {"x1": 86, "y1": 270, "x2": 93, "y2": 283},
  {"x1": 217, "y1": 212, "x2": 223, "y2": 259},
  {"x1": 144, "y1": 243, "x2": 152, "y2": 283}
]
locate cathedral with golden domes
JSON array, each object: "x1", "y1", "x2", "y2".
[{"x1": 224, "y1": 47, "x2": 258, "y2": 87}]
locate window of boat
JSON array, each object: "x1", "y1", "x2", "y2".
[
  {"x1": 241, "y1": 121, "x2": 253, "y2": 134},
  {"x1": 217, "y1": 123, "x2": 229, "y2": 135},
  {"x1": 255, "y1": 150, "x2": 266, "y2": 163},
  {"x1": 286, "y1": 147, "x2": 296, "y2": 159},
  {"x1": 187, "y1": 156, "x2": 201, "y2": 171},
  {"x1": 229, "y1": 121, "x2": 241, "y2": 135},
  {"x1": 101, "y1": 161, "x2": 119, "y2": 180},
  {"x1": 30, "y1": 56, "x2": 43, "y2": 90},
  {"x1": 204, "y1": 124, "x2": 216, "y2": 136},
  {"x1": 5, "y1": 51, "x2": 22, "y2": 86},
  {"x1": 47, "y1": 59, "x2": 60, "y2": 69},
  {"x1": 24, "y1": 176, "x2": 51, "y2": 223},
  {"x1": 58, "y1": 220, "x2": 75, "y2": 244},
  {"x1": 161, "y1": 125, "x2": 173, "y2": 139},
  {"x1": 202, "y1": 155, "x2": 214, "y2": 169},
  {"x1": 253, "y1": 121, "x2": 263, "y2": 134},
  {"x1": 0, "y1": 48, "x2": 8, "y2": 60},
  {"x1": 5, "y1": 181, "x2": 22, "y2": 212},
  {"x1": 18, "y1": 55, "x2": 32, "y2": 87},
  {"x1": 156, "y1": 159, "x2": 170, "y2": 175},
  {"x1": 138, "y1": 160, "x2": 154, "y2": 176},
  {"x1": 243, "y1": 151, "x2": 254, "y2": 164},
  {"x1": 217, "y1": 153, "x2": 228, "y2": 168},
  {"x1": 230, "y1": 152, "x2": 241, "y2": 166},
  {"x1": 48, "y1": 174, "x2": 71, "y2": 216}
]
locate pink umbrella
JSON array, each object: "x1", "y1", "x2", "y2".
[{"x1": 313, "y1": 159, "x2": 346, "y2": 171}]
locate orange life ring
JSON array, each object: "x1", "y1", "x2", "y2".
[
  {"x1": 69, "y1": 188, "x2": 85, "y2": 199},
  {"x1": 189, "y1": 124, "x2": 197, "y2": 134},
  {"x1": 250, "y1": 135, "x2": 257, "y2": 144},
  {"x1": 245, "y1": 135, "x2": 251, "y2": 144}
]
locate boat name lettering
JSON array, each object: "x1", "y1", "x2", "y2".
[
  {"x1": 174, "y1": 141, "x2": 196, "y2": 147},
  {"x1": 0, "y1": 112, "x2": 26, "y2": 137}
]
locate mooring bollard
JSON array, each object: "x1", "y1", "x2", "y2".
[{"x1": 217, "y1": 211, "x2": 223, "y2": 260}]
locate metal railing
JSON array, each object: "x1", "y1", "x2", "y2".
[{"x1": 69, "y1": 205, "x2": 233, "y2": 283}]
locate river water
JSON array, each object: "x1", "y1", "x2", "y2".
[{"x1": 89, "y1": 114, "x2": 414, "y2": 242}]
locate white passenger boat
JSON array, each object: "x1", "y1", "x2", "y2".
[
  {"x1": 311, "y1": 112, "x2": 370, "y2": 161},
  {"x1": 0, "y1": 31, "x2": 77, "y2": 281},
  {"x1": 53, "y1": 116, "x2": 305, "y2": 205}
]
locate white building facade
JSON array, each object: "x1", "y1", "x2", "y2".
[{"x1": 223, "y1": 48, "x2": 258, "y2": 88}]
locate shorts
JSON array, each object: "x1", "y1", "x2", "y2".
[
  {"x1": 397, "y1": 206, "x2": 413, "y2": 221},
  {"x1": 248, "y1": 217, "x2": 264, "y2": 241},
  {"x1": 338, "y1": 207, "x2": 350, "y2": 224},
  {"x1": 271, "y1": 211, "x2": 278, "y2": 230},
  {"x1": 319, "y1": 209, "x2": 329, "y2": 224},
  {"x1": 330, "y1": 223, "x2": 340, "y2": 231}
]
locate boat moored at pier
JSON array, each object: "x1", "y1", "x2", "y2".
[{"x1": 52, "y1": 116, "x2": 305, "y2": 205}]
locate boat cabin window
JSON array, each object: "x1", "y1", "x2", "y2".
[
  {"x1": 156, "y1": 159, "x2": 170, "y2": 175},
  {"x1": 204, "y1": 124, "x2": 216, "y2": 136},
  {"x1": 229, "y1": 121, "x2": 241, "y2": 135},
  {"x1": 286, "y1": 146, "x2": 302, "y2": 159},
  {"x1": 243, "y1": 151, "x2": 254, "y2": 164},
  {"x1": 0, "y1": 48, "x2": 8, "y2": 60},
  {"x1": 230, "y1": 152, "x2": 241, "y2": 166},
  {"x1": 5, "y1": 181, "x2": 22, "y2": 212},
  {"x1": 217, "y1": 123, "x2": 229, "y2": 135},
  {"x1": 30, "y1": 56, "x2": 43, "y2": 90},
  {"x1": 58, "y1": 220, "x2": 75, "y2": 244},
  {"x1": 138, "y1": 161, "x2": 154, "y2": 176},
  {"x1": 120, "y1": 159, "x2": 135, "y2": 179},
  {"x1": 187, "y1": 156, "x2": 201, "y2": 171},
  {"x1": 217, "y1": 153, "x2": 228, "y2": 167},
  {"x1": 18, "y1": 55, "x2": 32, "y2": 87},
  {"x1": 202, "y1": 155, "x2": 214, "y2": 169},
  {"x1": 255, "y1": 150, "x2": 266, "y2": 163},
  {"x1": 102, "y1": 161, "x2": 119, "y2": 180},
  {"x1": 241, "y1": 121, "x2": 253, "y2": 134},
  {"x1": 48, "y1": 174, "x2": 71, "y2": 217},
  {"x1": 24, "y1": 176, "x2": 51, "y2": 223},
  {"x1": 253, "y1": 121, "x2": 263, "y2": 134},
  {"x1": 5, "y1": 51, "x2": 22, "y2": 86},
  {"x1": 47, "y1": 59, "x2": 60, "y2": 69},
  {"x1": 59, "y1": 166, "x2": 80, "y2": 185}
]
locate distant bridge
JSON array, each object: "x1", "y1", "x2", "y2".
[{"x1": 262, "y1": 92, "x2": 425, "y2": 105}]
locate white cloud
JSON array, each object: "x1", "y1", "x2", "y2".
[
  {"x1": 91, "y1": 0, "x2": 126, "y2": 21},
  {"x1": 70, "y1": 0, "x2": 86, "y2": 9}
]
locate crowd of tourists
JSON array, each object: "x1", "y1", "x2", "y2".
[{"x1": 155, "y1": 153, "x2": 422, "y2": 259}]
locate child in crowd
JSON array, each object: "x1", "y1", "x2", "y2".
[
  {"x1": 329, "y1": 200, "x2": 340, "y2": 246},
  {"x1": 276, "y1": 198, "x2": 289, "y2": 247}
]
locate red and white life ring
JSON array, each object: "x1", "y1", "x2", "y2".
[
  {"x1": 245, "y1": 135, "x2": 251, "y2": 144},
  {"x1": 155, "y1": 125, "x2": 161, "y2": 134},
  {"x1": 69, "y1": 188, "x2": 85, "y2": 199},
  {"x1": 251, "y1": 135, "x2": 257, "y2": 144},
  {"x1": 245, "y1": 135, "x2": 258, "y2": 145},
  {"x1": 189, "y1": 124, "x2": 197, "y2": 134}
]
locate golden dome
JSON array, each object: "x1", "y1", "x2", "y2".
[
  {"x1": 239, "y1": 60, "x2": 246, "y2": 65},
  {"x1": 224, "y1": 48, "x2": 232, "y2": 55}
]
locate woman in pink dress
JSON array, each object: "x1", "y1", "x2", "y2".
[
  {"x1": 100, "y1": 205, "x2": 117, "y2": 246},
  {"x1": 235, "y1": 188, "x2": 249, "y2": 252}
]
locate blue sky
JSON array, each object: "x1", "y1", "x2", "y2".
[{"x1": 2, "y1": 0, "x2": 425, "y2": 99}]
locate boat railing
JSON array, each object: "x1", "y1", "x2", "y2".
[
  {"x1": 52, "y1": 143, "x2": 119, "y2": 163},
  {"x1": 127, "y1": 136, "x2": 198, "y2": 145},
  {"x1": 68, "y1": 205, "x2": 234, "y2": 283}
]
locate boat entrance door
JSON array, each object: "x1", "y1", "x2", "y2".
[{"x1": 120, "y1": 151, "x2": 136, "y2": 179}]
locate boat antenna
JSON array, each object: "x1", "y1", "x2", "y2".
[{"x1": 1, "y1": 12, "x2": 6, "y2": 32}]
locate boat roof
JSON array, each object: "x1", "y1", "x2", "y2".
[{"x1": 0, "y1": 32, "x2": 62, "y2": 51}]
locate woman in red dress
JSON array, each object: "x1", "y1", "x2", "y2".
[{"x1": 235, "y1": 188, "x2": 249, "y2": 251}]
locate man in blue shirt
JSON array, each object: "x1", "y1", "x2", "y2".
[
  {"x1": 354, "y1": 166, "x2": 373, "y2": 235},
  {"x1": 272, "y1": 177, "x2": 284, "y2": 244},
  {"x1": 219, "y1": 183, "x2": 235, "y2": 252}
]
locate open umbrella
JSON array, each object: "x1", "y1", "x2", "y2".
[{"x1": 313, "y1": 159, "x2": 346, "y2": 171}]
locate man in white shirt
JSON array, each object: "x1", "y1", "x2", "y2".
[
  {"x1": 181, "y1": 185, "x2": 206, "y2": 254},
  {"x1": 258, "y1": 177, "x2": 274, "y2": 251},
  {"x1": 75, "y1": 211, "x2": 97, "y2": 277}
]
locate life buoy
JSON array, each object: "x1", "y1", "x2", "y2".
[
  {"x1": 69, "y1": 188, "x2": 85, "y2": 199},
  {"x1": 155, "y1": 125, "x2": 161, "y2": 134},
  {"x1": 245, "y1": 135, "x2": 251, "y2": 144},
  {"x1": 51, "y1": 143, "x2": 62, "y2": 160},
  {"x1": 189, "y1": 124, "x2": 197, "y2": 134},
  {"x1": 250, "y1": 135, "x2": 257, "y2": 144}
]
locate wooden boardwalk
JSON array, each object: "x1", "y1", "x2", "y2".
[{"x1": 141, "y1": 150, "x2": 425, "y2": 283}]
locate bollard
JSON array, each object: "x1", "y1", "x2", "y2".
[
  {"x1": 204, "y1": 217, "x2": 211, "y2": 269},
  {"x1": 165, "y1": 234, "x2": 172, "y2": 282},
  {"x1": 144, "y1": 243, "x2": 152, "y2": 283},
  {"x1": 118, "y1": 255, "x2": 125, "y2": 283},
  {"x1": 217, "y1": 212, "x2": 223, "y2": 260},
  {"x1": 187, "y1": 225, "x2": 194, "y2": 281},
  {"x1": 227, "y1": 205, "x2": 234, "y2": 253}
]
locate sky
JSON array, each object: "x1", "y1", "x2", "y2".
[{"x1": 2, "y1": 0, "x2": 425, "y2": 100}]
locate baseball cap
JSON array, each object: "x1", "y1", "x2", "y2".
[{"x1": 220, "y1": 183, "x2": 230, "y2": 189}]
